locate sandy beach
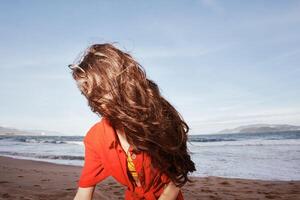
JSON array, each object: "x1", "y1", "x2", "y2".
[{"x1": 0, "y1": 156, "x2": 299, "y2": 200}]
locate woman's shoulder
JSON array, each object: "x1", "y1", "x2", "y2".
[
  {"x1": 83, "y1": 117, "x2": 106, "y2": 144},
  {"x1": 83, "y1": 117, "x2": 117, "y2": 158}
]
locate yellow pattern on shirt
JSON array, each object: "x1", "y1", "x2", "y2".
[{"x1": 127, "y1": 153, "x2": 138, "y2": 179}]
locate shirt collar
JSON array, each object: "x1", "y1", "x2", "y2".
[
  {"x1": 102, "y1": 117, "x2": 119, "y2": 149},
  {"x1": 103, "y1": 117, "x2": 134, "y2": 153}
]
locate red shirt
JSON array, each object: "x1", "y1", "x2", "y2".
[{"x1": 78, "y1": 117, "x2": 184, "y2": 200}]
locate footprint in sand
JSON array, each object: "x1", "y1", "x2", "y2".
[
  {"x1": 265, "y1": 194, "x2": 278, "y2": 199},
  {"x1": 263, "y1": 183, "x2": 274, "y2": 187},
  {"x1": 220, "y1": 181, "x2": 230, "y2": 185},
  {"x1": 2, "y1": 193, "x2": 10, "y2": 198},
  {"x1": 0, "y1": 181, "x2": 9, "y2": 184},
  {"x1": 187, "y1": 183, "x2": 196, "y2": 186},
  {"x1": 208, "y1": 194, "x2": 221, "y2": 200},
  {"x1": 113, "y1": 191, "x2": 122, "y2": 195},
  {"x1": 201, "y1": 188, "x2": 213, "y2": 193}
]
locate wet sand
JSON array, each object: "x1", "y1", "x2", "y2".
[{"x1": 0, "y1": 156, "x2": 299, "y2": 200}]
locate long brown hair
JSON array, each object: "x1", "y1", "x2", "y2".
[{"x1": 69, "y1": 42, "x2": 196, "y2": 187}]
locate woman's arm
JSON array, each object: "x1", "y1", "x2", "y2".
[
  {"x1": 73, "y1": 186, "x2": 95, "y2": 200},
  {"x1": 158, "y1": 181, "x2": 180, "y2": 200}
]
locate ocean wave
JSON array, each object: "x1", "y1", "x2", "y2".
[
  {"x1": 0, "y1": 151, "x2": 84, "y2": 160},
  {"x1": 189, "y1": 138, "x2": 237, "y2": 142},
  {"x1": 17, "y1": 138, "x2": 66, "y2": 144},
  {"x1": 65, "y1": 141, "x2": 83, "y2": 145},
  {"x1": 189, "y1": 138, "x2": 300, "y2": 147},
  {"x1": 0, "y1": 136, "x2": 84, "y2": 145}
]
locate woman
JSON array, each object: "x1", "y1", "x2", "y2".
[{"x1": 70, "y1": 43, "x2": 196, "y2": 200}]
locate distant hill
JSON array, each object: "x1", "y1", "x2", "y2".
[
  {"x1": 0, "y1": 126, "x2": 63, "y2": 136},
  {"x1": 218, "y1": 124, "x2": 300, "y2": 134}
]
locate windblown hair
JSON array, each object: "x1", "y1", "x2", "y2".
[{"x1": 70, "y1": 42, "x2": 196, "y2": 187}]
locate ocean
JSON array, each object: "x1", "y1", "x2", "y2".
[{"x1": 0, "y1": 131, "x2": 299, "y2": 181}]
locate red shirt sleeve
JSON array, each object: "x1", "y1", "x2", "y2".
[{"x1": 77, "y1": 123, "x2": 110, "y2": 187}]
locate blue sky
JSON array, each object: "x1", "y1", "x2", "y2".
[{"x1": 0, "y1": 0, "x2": 299, "y2": 135}]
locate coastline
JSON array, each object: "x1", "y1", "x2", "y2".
[{"x1": 0, "y1": 156, "x2": 299, "y2": 200}]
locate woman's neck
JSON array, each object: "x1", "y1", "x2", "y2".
[{"x1": 116, "y1": 129, "x2": 130, "y2": 154}]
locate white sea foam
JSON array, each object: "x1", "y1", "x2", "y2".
[
  {"x1": 65, "y1": 141, "x2": 84, "y2": 146},
  {"x1": 189, "y1": 138, "x2": 300, "y2": 147}
]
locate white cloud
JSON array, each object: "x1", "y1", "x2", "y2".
[{"x1": 187, "y1": 107, "x2": 300, "y2": 134}]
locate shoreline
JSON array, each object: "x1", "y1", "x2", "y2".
[{"x1": 0, "y1": 156, "x2": 299, "y2": 200}]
